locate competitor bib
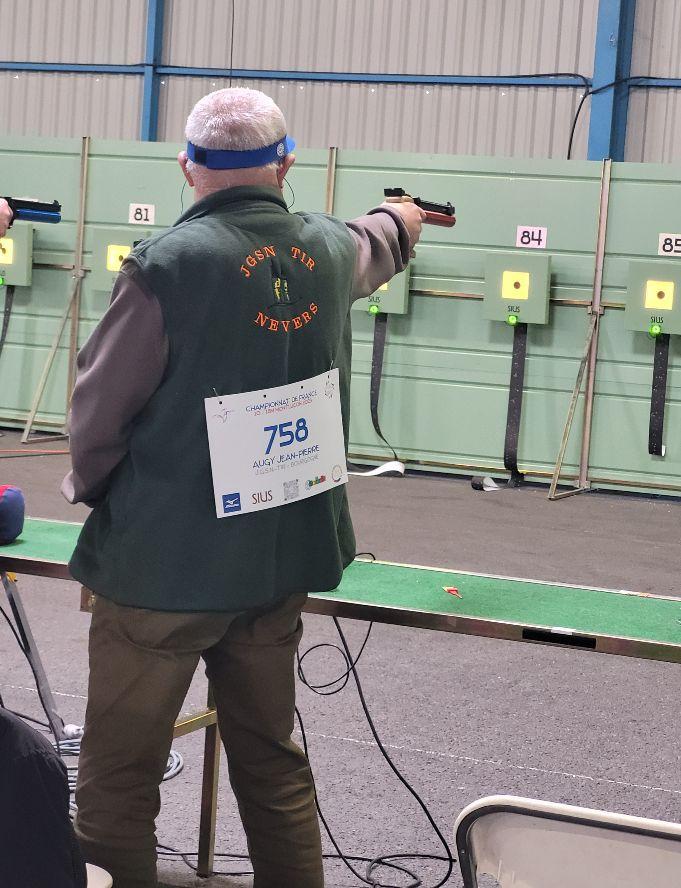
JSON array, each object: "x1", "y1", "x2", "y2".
[{"x1": 205, "y1": 369, "x2": 348, "y2": 518}]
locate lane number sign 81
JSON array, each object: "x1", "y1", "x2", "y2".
[
  {"x1": 658, "y1": 234, "x2": 681, "y2": 256},
  {"x1": 128, "y1": 203, "x2": 155, "y2": 225},
  {"x1": 516, "y1": 225, "x2": 547, "y2": 249}
]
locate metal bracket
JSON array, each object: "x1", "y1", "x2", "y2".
[
  {"x1": 1, "y1": 570, "x2": 66, "y2": 740},
  {"x1": 548, "y1": 158, "x2": 612, "y2": 500}
]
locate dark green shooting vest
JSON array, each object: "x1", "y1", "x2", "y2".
[{"x1": 69, "y1": 186, "x2": 358, "y2": 611}]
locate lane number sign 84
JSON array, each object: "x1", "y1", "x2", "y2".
[
  {"x1": 516, "y1": 225, "x2": 547, "y2": 249},
  {"x1": 264, "y1": 418, "x2": 309, "y2": 454},
  {"x1": 658, "y1": 234, "x2": 681, "y2": 256}
]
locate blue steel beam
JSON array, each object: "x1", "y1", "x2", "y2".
[
  {"x1": 156, "y1": 68, "x2": 591, "y2": 88},
  {"x1": 0, "y1": 63, "x2": 590, "y2": 87},
  {"x1": 587, "y1": 0, "x2": 637, "y2": 160},
  {"x1": 3, "y1": 63, "x2": 681, "y2": 90},
  {"x1": 0, "y1": 62, "x2": 143, "y2": 74},
  {"x1": 140, "y1": 0, "x2": 165, "y2": 141}
]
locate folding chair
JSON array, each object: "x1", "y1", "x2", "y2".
[
  {"x1": 454, "y1": 795, "x2": 681, "y2": 887},
  {"x1": 86, "y1": 863, "x2": 113, "y2": 887}
]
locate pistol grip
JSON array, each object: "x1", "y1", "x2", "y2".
[{"x1": 423, "y1": 211, "x2": 456, "y2": 227}]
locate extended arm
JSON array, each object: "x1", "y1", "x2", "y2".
[{"x1": 345, "y1": 202, "x2": 424, "y2": 302}]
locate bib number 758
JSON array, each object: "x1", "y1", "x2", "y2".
[{"x1": 264, "y1": 418, "x2": 309, "y2": 454}]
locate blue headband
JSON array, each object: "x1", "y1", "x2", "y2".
[{"x1": 187, "y1": 136, "x2": 296, "y2": 170}]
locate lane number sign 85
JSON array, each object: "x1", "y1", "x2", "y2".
[
  {"x1": 516, "y1": 225, "x2": 547, "y2": 249},
  {"x1": 658, "y1": 234, "x2": 681, "y2": 256},
  {"x1": 264, "y1": 419, "x2": 309, "y2": 454}
]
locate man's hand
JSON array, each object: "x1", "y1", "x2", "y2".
[
  {"x1": 0, "y1": 199, "x2": 12, "y2": 238},
  {"x1": 382, "y1": 200, "x2": 426, "y2": 257}
]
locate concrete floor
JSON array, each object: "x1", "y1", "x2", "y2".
[{"x1": 2, "y1": 430, "x2": 681, "y2": 887}]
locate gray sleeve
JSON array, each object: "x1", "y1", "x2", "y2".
[
  {"x1": 61, "y1": 264, "x2": 169, "y2": 506},
  {"x1": 345, "y1": 206, "x2": 412, "y2": 302}
]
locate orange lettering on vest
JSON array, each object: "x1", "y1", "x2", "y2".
[
  {"x1": 281, "y1": 319, "x2": 291, "y2": 332},
  {"x1": 268, "y1": 318, "x2": 279, "y2": 331},
  {"x1": 301, "y1": 311, "x2": 312, "y2": 324},
  {"x1": 255, "y1": 249, "x2": 264, "y2": 261},
  {"x1": 310, "y1": 302, "x2": 318, "y2": 314},
  {"x1": 240, "y1": 265, "x2": 251, "y2": 278},
  {"x1": 264, "y1": 245, "x2": 276, "y2": 258},
  {"x1": 292, "y1": 316, "x2": 303, "y2": 330},
  {"x1": 290, "y1": 246, "x2": 316, "y2": 271},
  {"x1": 254, "y1": 312, "x2": 268, "y2": 327},
  {"x1": 246, "y1": 255, "x2": 257, "y2": 268}
]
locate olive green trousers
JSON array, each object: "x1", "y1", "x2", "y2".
[{"x1": 74, "y1": 592, "x2": 323, "y2": 888}]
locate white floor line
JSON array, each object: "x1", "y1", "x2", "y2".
[
  {"x1": 6, "y1": 684, "x2": 87, "y2": 700},
  {"x1": 10, "y1": 684, "x2": 678, "y2": 798},
  {"x1": 298, "y1": 728, "x2": 681, "y2": 798}
]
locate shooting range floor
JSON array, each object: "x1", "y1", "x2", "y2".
[{"x1": 2, "y1": 430, "x2": 681, "y2": 887}]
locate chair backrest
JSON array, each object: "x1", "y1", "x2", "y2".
[
  {"x1": 86, "y1": 863, "x2": 113, "y2": 888},
  {"x1": 454, "y1": 795, "x2": 681, "y2": 888}
]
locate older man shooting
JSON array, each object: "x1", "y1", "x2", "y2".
[{"x1": 63, "y1": 87, "x2": 424, "y2": 888}]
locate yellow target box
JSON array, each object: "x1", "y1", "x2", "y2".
[
  {"x1": 502, "y1": 270, "x2": 530, "y2": 301},
  {"x1": 0, "y1": 223, "x2": 33, "y2": 286},
  {"x1": 106, "y1": 244, "x2": 132, "y2": 272},
  {"x1": 644, "y1": 280, "x2": 674, "y2": 312},
  {"x1": 625, "y1": 262, "x2": 681, "y2": 335}
]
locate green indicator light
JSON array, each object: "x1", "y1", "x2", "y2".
[
  {"x1": 507, "y1": 313, "x2": 519, "y2": 326},
  {"x1": 0, "y1": 276, "x2": 4, "y2": 287},
  {"x1": 649, "y1": 323, "x2": 662, "y2": 338},
  {"x1": 369, "y1": 304, "x2": 380, "y2": 315}
]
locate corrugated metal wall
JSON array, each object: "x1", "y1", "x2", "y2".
[
  {"x1": 158, "y1": 0, "x2": 595, "y2": 157},
  {"x1": 0, "y1": 72, "x2": 142, "y2": 139},
  {"x1": 163, "y1": 0, "x2": 597, "y2": 75},
  {"x1": 2, "y1": 0, "x2": 146, "y2": 63},
  {"x1": 2, "y1": 0, "x2": 595, "y2": 159},
  {"x1": 158, "y1": 78, "x2": 591, "y2": 158},
  {"x1": 1, "y1": 0, "x2": 681, "y2": 163},
  {"x1": 626, "y1": 0, "x2": 681, "y2": 162}
]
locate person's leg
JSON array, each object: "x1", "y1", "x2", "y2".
[
  {"x1": 204, "y1": 593, "x2": 323, "y2": 888},
  {"x1": 75, "y1": 595, "x2": 234, "y2": 888}
]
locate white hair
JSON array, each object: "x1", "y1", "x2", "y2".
[{"x1": 185, "y1": 87, "x2": 287, "y2": 182}]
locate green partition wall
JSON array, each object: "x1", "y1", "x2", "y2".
[{"x1": 1, "y1": 137, "x2": 680, "y2": 495}]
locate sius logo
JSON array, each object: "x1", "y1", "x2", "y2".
[
  {"x1": 222, "y1": 493, "x2": 242, "y2": 514},
  {"x1": 305, "y1": 475, "x2": 326, "y2": 489},
  {"x1": 252, "y1": 490, "x2": 273, "y2": 505}
]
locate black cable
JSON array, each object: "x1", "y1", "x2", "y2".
[
  {"x1": 0, "y1": 602, "x2": 26, "y2": 652},
  {"x1": 161, "y1": 598, "x2": 452, "y2": 886},
  {"x1": 284, "y1": 177, "x2": 296, "y2": 209},
  {"x1": 296, "y1": 706, "x2": 416, "y2": 886},
  {"x1": 566, "y1": 74, "x2": 672, "y2": 159},
  {"x1": 0, "y1": 703, "x2": 49, "y2": 729},
  {"x1": 567, "y1": 90, "x2": 592, "y2": 160},
  {"x1": 228, "y1": 0, "x2": 235, "y2": 88},
  {"x1": 501, "y1": 71, "x2": 591, "y2": 90},
  {"x1": 157, "y1": 844, "x2": 253, "y2": 878},
  {"x1": 330, "y1": 617, "x2": 455, "y2": 887},
  {"x1": 1, "y1": 601, "x2": 64, "y2": 748},
  {"x1": 297, "y1": 622, "x2": 373, "y2": 694},
  {"x1": 296, "y1": 554, "x2": 375, "y2": 694},
  {"x1": 0, "y1": 598, "x2": 64, "y2": 746},
  {"x1": 0, "y1": 284, "x2": 16, "y2": 362}
]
